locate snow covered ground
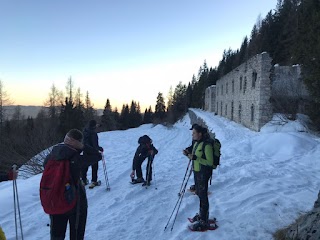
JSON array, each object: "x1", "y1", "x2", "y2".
[{"x1": 1, "y1": 109, "x2": 320, "y2": 240}]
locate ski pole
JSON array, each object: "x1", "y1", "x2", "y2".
[
  {"x1": 152, "y1": 158, "x2": 157, "y2": 190},
  {"x1": 178, "y1": 160, "x2": 191, "y2": 196},
  {"x1": 145, "y1": 155, "x2": 153, "y2": 188},
  {"x1": 170, "y1": 167, "x2": 192, "y2": 231},
  {"x1": 12, "y1": 164, "x2": 24, "y2": 240},
  {"x1": 164, "y1": 161, "x2": 192, "y2": 231},
  {"x1": 101, "y1": 155, "x2": 110, "y2": 191}
]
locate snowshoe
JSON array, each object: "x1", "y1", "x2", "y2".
[
  {"x1": 89, "y1": 180, "x2": 101, "y2": 189},
  {"x1": 188, "y1": 216, "x2": 217, "y2": 224},
  {"x1": 188, "y1": 220, "x2": 218, "y2": 232},
  {"x1": 130, "y1": 178, "x2": 145, "y2": 184}
]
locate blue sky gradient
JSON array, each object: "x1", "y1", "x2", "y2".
[{"x1": 0, "y1": 0, "x2": 277, "y2": 109}]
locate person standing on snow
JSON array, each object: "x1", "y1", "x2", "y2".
[
  {"x1": 183, "y1": 123, "x2": 199, "y2": 194},
  {"x1": 43, "y1": 129, "x2": 102, "y2": 240},
  {"x1": 130, "y1": 135, "x2": 158, "y2": 186},
  {"x1": 186, "y1": 124, "x2": 215, "y2": 231},
  {"x1": 81, "y1": 120, "x2": 104, "y2": 188}
]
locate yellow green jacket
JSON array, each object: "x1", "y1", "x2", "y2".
[
  {"x1": 192, "y1": 141, "x2": 214, "y2": 172},
  {"x1": 0, "y1": 226, "x2": 6, "y2": 240}
]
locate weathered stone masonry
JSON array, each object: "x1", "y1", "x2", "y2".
[
  {"x1": 206, "y1": 52, "x2": 273, "y2": 131},
  {"x1": 205, "y1": 52, "x2": 307, "y2": 131}
]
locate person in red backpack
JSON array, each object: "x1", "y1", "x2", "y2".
[{"x1": 43, "y1": 129, "x2": 102, "y2": 240}]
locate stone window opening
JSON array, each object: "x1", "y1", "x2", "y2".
[
  {"x1": 252, "y1": 71, "x2": 257, "y2": 88},
  {"x1": 231, "y1": 101, "x2": 234, "y2": 120},
  {"x1": 238, "y1": 103, "x2": 242, "y2": 122},
  {"x1": 226, "y1": 82, "x2": 228, "y2": 94},
  {"x1": 251, "y1": 104, "x2": 254, "y2": 122},
  {"x1": 225, "y1": 104, "x2": 227, "y2": 116},
  {"x1": 216, "y1": 102, "x2": 218, "y2": 114},
  {"x1": 220, "y1": 101, "x2": 222, "y2": 115},
  {"x1": 221, "y1": 85, "x2": 223, "y2": 95},
  {"x1": 240, "y1": 76, "x2": 243, "y2": 90},
  {"x1": 232, "y1": 80, "x2": 234, "y2": 94},
  {"x1": 244, "y1": 76, "x2": 247, "y2": 94}
]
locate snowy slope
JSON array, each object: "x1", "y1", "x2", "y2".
[{"x1": 1, "y1": 110, "x2": 320, "y2": 240}]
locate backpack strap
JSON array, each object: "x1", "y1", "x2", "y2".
[{"x1": 201, "y1": 140, "x2": 214, "y2": 185}]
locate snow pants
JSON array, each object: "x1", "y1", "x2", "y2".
[{"x1": 194, "y1": 166, "x2": 212, "y2": 222}]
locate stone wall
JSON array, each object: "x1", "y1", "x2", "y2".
[
  {"x1": 204, "y1": 52, "x2": 309, "y2": 131},
  {"x1": 205, "y1": 85, "x2": 216, "y2": 112},
  {"x1": 212, "y1": 52, "x2": 273, "y2": 131}
]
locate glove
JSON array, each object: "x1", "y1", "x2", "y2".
[
  {"x1": 148, "y1": 150, "x2": 154, "y2": 156},
  {"x1": 99, "y1": 147, "x2": 104, "y2": 152},
  {"x1": 187, "y1": 154, "x2": 197, "y2": 161},
  {"x1": 183, "y1": 149, "x2": 189, "y2": 156},
  {"x1": 130, "y1": 171, "x2": 135, "y2": 179}
]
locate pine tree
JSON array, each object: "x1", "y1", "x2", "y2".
[
  {"x1": 172, "y1": 82, "x2": 187, "y2": 122},
  {"x1": 101, "y1": 99, "x2": 117, "y2": 131},
  {"x1": 154, "y1": 92, "x2": 166, "y2": 122},
  {"x1": 84, "y1": 91, "x2": 96, "y2": 122},
  {"x1": 119, "y1": 104, "x2": 130, "y2": 129}
]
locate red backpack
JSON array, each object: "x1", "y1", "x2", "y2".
[{"x1": 40, "y1": 157, "x2": 77, "y2": 215}]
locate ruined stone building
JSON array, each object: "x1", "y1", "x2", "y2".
[{"x1": 204, "y1": 52, "x2": 309, "y2": 131}]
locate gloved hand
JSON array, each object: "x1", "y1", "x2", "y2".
[
  {"x1": 130, "y1": 171, "x2": 135, "y2": 179},
  {"x1": 187, "y1": 154, "x2": 197, "y2": 161},
  {"x1": 183, "y1": 149, "x2": 189, "y2": 156},
  {"x1": 148, "y1": 150, "x2": 154, "y2": 156}
]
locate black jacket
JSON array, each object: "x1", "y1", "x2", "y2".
[
  {"x1": 132, "y1": 143, "x2": 158, "y2": 170},
  {"x1": 83, "y1": 126, "x2": 101, "y2": 151}
]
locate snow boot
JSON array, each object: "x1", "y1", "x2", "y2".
[
  {"x1": 142, "y1": 181, "x2": 151, "y2": 187},
  {"x1": 131, "y1": 177, "x2": 145, "y2": 184},
  {"x1": 188, "y1": 213, "x2": 200, "y2": 223},
  {"x1": 89, "y1": 181, "x2": 101, "y2": 189}
]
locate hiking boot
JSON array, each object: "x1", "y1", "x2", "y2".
[
  {"x1": 89, "y1": 181, "x2": 100, "y2": 189},
  {"x1": 132, "y1": 177, "x2": 145, "y2": 184},
  {"x1": 142, "y1": 181, "x2": 151, "y2": 186},
  {"x1": 190, "y1": 185, "x2": 196, "y2": 192},
  {"x1": 189, "y1": 220, "x2": 209, "y2": 231},
  {"x1": 81, "y1": 178, "x2": 89, "y2": 186},
  {"x1": 190, "y1": 213, "x2": 200, "y2": 223}
]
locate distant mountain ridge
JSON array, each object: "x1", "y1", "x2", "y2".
[{"x1": 3, "y1": 105, "x2": 103, "y2": 120}]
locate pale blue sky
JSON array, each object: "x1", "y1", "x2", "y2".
[{"x1": 0, "y1": 0, "x2": 277, "y2": 110}]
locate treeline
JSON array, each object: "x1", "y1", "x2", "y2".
[{"x1": 0, "y1": 78, "x2": 156, "y2": 175}]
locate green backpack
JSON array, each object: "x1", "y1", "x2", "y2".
[{"x1": 201, "y1": 132, "x2": 221, "y2": 168}]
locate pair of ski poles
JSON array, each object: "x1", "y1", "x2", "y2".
[
  {"x1": 145, "y1": 155, "x2": 157, "y2": 189},
  {"x1": 164, "y1": 159, "x2": 192, "y2": 231},
  {"x1": 101, "y1": 154, "x2": 110, "y2": 191},
  {"x1": 12, "y1": 164, "x2": 24, "y2": 240}
]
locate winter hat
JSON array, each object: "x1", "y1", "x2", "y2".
[
  {"x1": 64, "y1": 129, "x2": 84, "y2": 150},
  {"x1": 89, "y1": 119, "x2": 97, "y2": 128},
  {"x1": 192, "y1": 124, "x2": 206, "y2": 134},
  {"x1": 189, "y1": 123, "x2": 200, "y2": 130}
]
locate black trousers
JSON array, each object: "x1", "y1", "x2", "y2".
[
  {"x1": 82, "y1": 162, "x2": 98, "y2": 182},
  {"x1": 50, "y1": 205, "x2": 87, "y2": 240},
  {"x1": 135, "y1": 157, "x2": 152, "y2": 181},
  {"x1": 194, "y1": 167, "x2": 212, "y2": 222}
]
